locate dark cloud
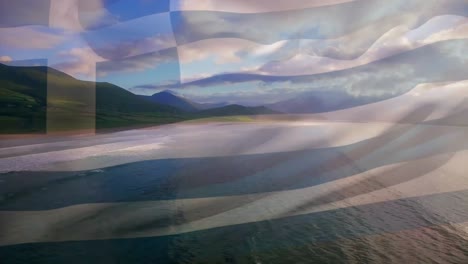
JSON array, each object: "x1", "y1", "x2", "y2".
[
  {"x1": 96, "y1": 47, "x2": 179, "y2": 76},
  {"x1": 0, "y1": 0, "x2": 50, "y2": 28},
  {"x1": 141, "y1": 39, "x2": 468, "y2": 105}
]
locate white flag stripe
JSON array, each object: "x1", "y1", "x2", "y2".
[
  {"x1": 178, "y1": 16, "x2": 468, "y2": 81},
  {"x1": 1, "y1": 149, "x2": 467, "y2": 246},
  {"x1": 0, "y1": 121, "x2": 398, "y2": 172}
]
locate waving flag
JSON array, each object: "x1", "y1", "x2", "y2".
[{"x1": 1, "y1": 0, "x2": 468, "y2": 263}]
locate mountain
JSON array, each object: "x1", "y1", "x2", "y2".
[
  {"x1": 0, "y1": 63, "x2": 184, "y2": 133},
  {"x1": 142, "y1": 90, "x2": 278, "y2": 116},
  {"x1": 141, "y1": 90, "x2": 200, "y2": 112},
  {"x1": 150, "y1": 39, "x2": 468, "y2": 114},
  {"x1": 0, "y1": 63, "x2": 48, "y2": 133},
  {"x1": 141, "y1": 90, "x2": 229, "y2": 112},
  {"x1": 0, "y1": 63, "x2": 276, "y2": 133}
]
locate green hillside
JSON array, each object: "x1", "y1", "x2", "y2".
[
  {"x1": 0, "y1": 63, "x2": 277, "y2": 134},
  {"x1": 0, "y1": 63, "x2": 184, "y2": 133},
  {"x1": 0, "y1": 64, "x2": 47, "y2": 133}
]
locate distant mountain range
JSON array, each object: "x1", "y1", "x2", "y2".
[
  {"x1": 149, "y1": 39, "x2": 468, "y2": 114},
  {"x1": 140, "y1": 90, "x2": 229, "y2": 112},
  {"x1": 144, "y1": 89, "x2": 377, "y2": 115},
  {"x1": 266, "y1": 90, "x2": 376, "y2": 114},
  {"x1": 0, "y1": 63, "x2": 277, "y2": 133}
]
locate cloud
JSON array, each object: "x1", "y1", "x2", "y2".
[
  {"x1": 49, "y1": 0, "x2": 92, "y2": 32},
  {"x1": 172, "y1": 0, "x2": 356, "y2": 13},
  {"x1": 171, "y1": 2, "x2": 467, "y2": 83},
  {"x1": 129, "y1": 80, "x2": 181, "y2": 95},
  {"x1": 177, "y1": 15, "x2": 468, "y2": 82},
  {"x1": 96, "y1": 48, "x2": 178, "y2": 77},
  {"x1": 133, "y1": 81, "x2": 180, "y2": 90},
  {"x1": 260, "y1": 15, "x2": 468, "y2": 76},
  {"x1": 181, "y1": 73, "x2": 217, "y2": 83},
  {"x1": 0, "y1": 26, "x2": 65, "y2": 49},
  {"x1": 0, "y1": 56, "x2": 12, "y2": 62},
  {"x1": 81, "y1": 12, "x2": 176, "y2": 60},
  {"x1": 49, "y1": 0, "x2": 81, "y2": 31},
  {"x1": 178, "y1": 39, "x2": 294, "y2": 64},
  {"x1": 76, "y1": 0, "x2": 169, "y2": 30},
  {"x1": 150, "y1": 39, "x2": 468, "y2": 108},
  {"x1": 172, "y1": 0, "x2": 466, "y2": 46},
  {"x1": 53, "y1": 46, "x2": 105, "y2": 79},
  {"x1": 77, "y1": 1, "x2": 120, "y2": 30},
  {"x1": 254, "y1": 26, "x2": 417, "y2": 76},
  {"x1": 178, "y1": 39, "x2": 244, "y2": 64},
  {"x1": 423, "y1": 17, "x2": 468, "y2": 43},
  {"x1": 88, "y1": 34, "x2": 176, "y2": 60},
  {"x1": 0, "y1": 0, "x2": 50, "y2": 27}
]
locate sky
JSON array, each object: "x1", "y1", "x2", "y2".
[{"x1": 0, "y1": 0, "x2": 467, "y2": 105}]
